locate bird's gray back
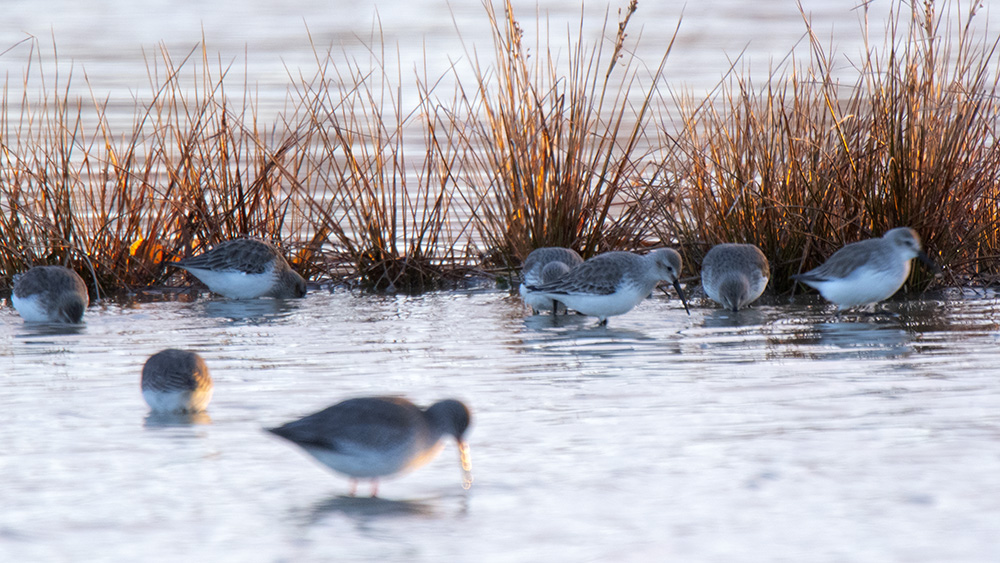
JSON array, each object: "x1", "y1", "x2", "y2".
[
  {"x1": 702, "y1": 244, "x2": 768, "y2": 285},
  {"x1": 177, "y1": 238, "x2": 280, "y2": 274},
  {"x1": 797, "y1": 238, "x2": 889, "y2": 280},
  {"x1": 540, "y1": 261, "x2": 572, "y2": 284},
  {"x1": 531, "y1": 251, "x2": 640, "y2": 295},
  {"x1": 269, "y1": 397, "x2": 426, "y2": 452},
  {"x1": 522, "y1": 247, "x2": 583, "y2": 281},
  {"x1": 14, "y1": 266, "x2": 87, "y2": 299},
  {"x1": 142, "y1": 349, "x2": 212, "y2": 392}
]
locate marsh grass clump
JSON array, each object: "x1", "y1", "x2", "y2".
[
  {"x1": 0, "y1": 39, "x2": 308, "y2": 294},
  {"x1": 647, "y1": 0, "x2": 1000, "y2": 292},
  {"x1": 452, "y1": 0, "x2": 678, "y2": 270},
  {"x1": 287, "y1": 37, "x2": 474, "y2": 293},
  {"x1": 125, "y1": 45, "x2": 309, "y2": 287}
]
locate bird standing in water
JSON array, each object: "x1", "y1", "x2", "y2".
[{"x1": 267, "y1": 397, "x2": 473, "y2": 496}]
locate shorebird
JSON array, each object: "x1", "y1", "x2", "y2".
[
  {"x1": 12, "y1": 265, "x2": 89, "y2": 323},
  {"x1": 519, "y1": 247, "x2": 584, "y2": 314},
  {"x1": 525, "y1": 248, "x2": 689, "y2": 325},
  {"x1": 141, "y1": 349, "x2": 214, "y2": 413},
  {"x1": 174, "y1": 238, "x2": 307, "y2": 299},
  {"x1": 267, "y1": 397, "x2": 473, "y2": 496},
  {"x1": 792, "y1": 227, "x2": 935, "y2": 310},
  {"x1": 701, "y1": 243, "x2": 770, "y2": 311}
]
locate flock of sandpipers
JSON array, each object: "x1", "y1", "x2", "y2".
[{"x1": 7, "y1": 227, "x2": 933, "y2": 496}]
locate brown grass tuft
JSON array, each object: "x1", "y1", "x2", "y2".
[
  {"x1": 646, "y1": 0, "x2": 1000, "y2": 292},
  {"x1": 451, "y1": 0, "x2": 678, "y2": 270}
]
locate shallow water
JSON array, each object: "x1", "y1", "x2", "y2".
[
  {"x1": 4, "y1": 1, "x2": 1000, "y2": 561},
  {"x1": 2, "y1": 288, "x2": 1000, "y2": 562}
]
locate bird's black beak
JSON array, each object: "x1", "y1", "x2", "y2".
[
  {"x1": 673, "y1": 279, "x2": 690, "y2": 316},
  {"x1": 917, "y1": 251, "x2": 939, "y2": 272}
]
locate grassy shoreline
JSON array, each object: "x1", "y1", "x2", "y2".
[{"x1": 1, "y1": 1, "x2": 997, "y2": 297}]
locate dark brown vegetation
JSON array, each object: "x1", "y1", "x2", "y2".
[
  {"x1": 1, "y1": 0, "x2": 997, "y2": 297},
  {"x1": 647, "y1": 0, "x2": 1000, "y2": 292}
]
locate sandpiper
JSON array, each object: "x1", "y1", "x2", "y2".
[
  {"x1": 519, "y1": 247, "x2": 584, "y2": 314},
  {"x1": 141, "y1": 349, "x2": 214, "y2": 413},
  {"x1": 12, "y1": 265, "x2": 89, "y2": 323},
  {"x1": 525, "y1": 248, "x2": 690, "y2": 325},
  {"x1": 174, "y1": 238, "x2": 307, "y2": 299},
  {"x1": 267, "y1": 397, "x2": 472, "y2": 496},
  {"x1": 792, "y1": 227, "x2": 935, "y2": 309},
  {"x1": 701, "y1": 243, "x2": 770, "y2": 311}
]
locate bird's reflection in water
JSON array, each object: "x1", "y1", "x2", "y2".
[
  {"x1": 522, "y1": 310, "x2": 591, "y2": 331},
  {"x1": 199, "y1": 298, "x2": 300, "y2": 322},
  {"x1": 816, "y1": 320, "x2": 912, "y2": 354},
  {"x1": 519, "y1": 320, "x2": 672, "y2": 361},
  {"x1": 702, "y1": 307, "x2": 769, "y2": 329},
  {"x1": 305, "y1": 494, "x2": 438, "y2": 524},
  {"x1": 15, "y1": 321, "x2": 87, "y2": 339},
  {"x1": 301, "y1": 488, "x2": 473, "y2": 526},
  {"x1": 143, "y1": 411, "x2": 213, "y2": 428}
]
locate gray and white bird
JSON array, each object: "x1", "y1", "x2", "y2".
[
  {"x1": 519, "y1": 247, "x2": 584, "y2": 314},
  {"x1": 525, "y1": 248, "x2": 690, "y2": 325},
  {"x1": 141, "y1": 349, "x2": 214, "y2": 413},
  {"x1": 792, "y1": 227, "x2": 935, "y2": 309},
  {"x1": 267, "y1": 397, "x2": 472, "y2": 496},
  {"x1": 701, "y1": 243, "x2": 770, "y2": 311},
  {"x1": 12, "y1": 265, "x2": 89, "y2": 323},
  {"x1": 174, "y1": 238, "x2": 307, "y2": 299}
]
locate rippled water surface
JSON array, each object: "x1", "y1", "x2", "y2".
[
  {"x1": 4, "y1": 1, "x2": 1000, "y2": 561},
  {"x1": 2, "y1": 288, "x2": 1000, "y2": 562}
]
